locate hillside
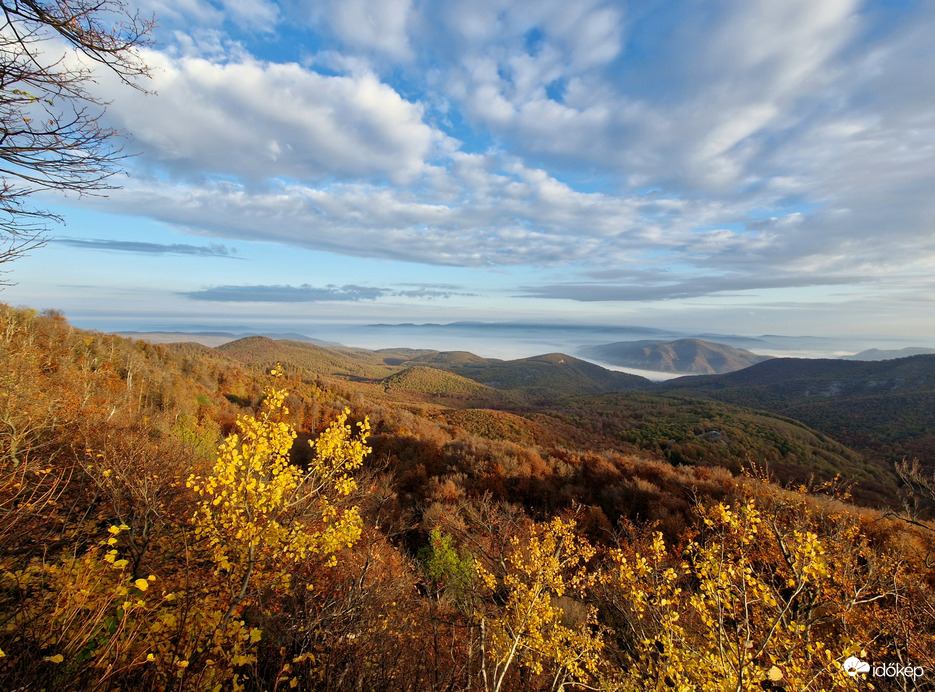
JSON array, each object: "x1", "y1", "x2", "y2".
[
  {"x1": 173, "y1": 332, "x2": 914, "y2": 499},
  {"x1": 217, "y1": 335, "x2": 399, "y2": 379},
  {"x1": 209, "y1": 336, "x2": 875, "y2": 490},
  {"x1": 380, "y1": 366, "x2": 505, "y2": 401},
  {"x1": 657, "y1": 354, "x2": 935, "y2": 467},
  {"x1": 433, "y1": 408, "x2": 549, "y2": 446},
  {"x1": 581, "y1": 338, "x2": 771, "y2": 374},
  {"x1": 435, "y1": 352, "x2": 652, "y2": 398},
  {"x1": 534, "y1": 392, "x2": 887, "y2": 504},
  {"x1": 154, "y1": 331, "x2": 915, "y2": 496}
]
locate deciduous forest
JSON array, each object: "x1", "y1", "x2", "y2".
[{"x1": 1, "y1": 305, "x2": 933, "y2": 690}]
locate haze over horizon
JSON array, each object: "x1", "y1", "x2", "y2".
[{"x1": 5, "y1": 0, "x2": 935, "y2": 345}]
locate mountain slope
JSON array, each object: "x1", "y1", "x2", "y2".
[
  {"x1": 438, "y1": 352, "x2": 653, "y2": 398},
  {"x1": 535, "y1": 391, "x2": 878, "y2": 498},
  {"x1": 217, "y1": 336, "x2": 399, "y2": 379},
  {"x1": 656, "y1": 354, "x2": 935, "y2": 466},
  {"x1": 581, "y1": 338, "x2": 771, "y2": 374},
  {"x1": 380, "y1": 366, "x2": 504, "y2": 400}
]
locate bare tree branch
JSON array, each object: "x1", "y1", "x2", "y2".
[{"x1": 0, "y1": 0, "x2": 153, "y2": 276}]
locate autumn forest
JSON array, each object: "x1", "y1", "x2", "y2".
[{"x1": 0, "y1": 304, "x2": 933, "y2": 691}]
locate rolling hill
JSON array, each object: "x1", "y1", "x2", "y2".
[
  {"x1": 163, "y1": 329, "x2": 924, "y2": 502},
  {"x1": 217, "y1": 336, "x2": 400, "y2": 380},
  {"x1": 380, "y1": 366, "x2": 504, "y2": 401},
  {"x1": 581, "y1": 338, "x2": 771, "y2": 374},
  {"x1": 216, "y1": 338, "x2": 653, "y2": 400}
]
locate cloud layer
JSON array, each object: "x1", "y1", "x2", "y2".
[
  {"x1": 182, "y1": 283, "x2": 467, "y2": 302},
  {"x1": 52, "y1": 238, "x2": 239, "y2": 257}
]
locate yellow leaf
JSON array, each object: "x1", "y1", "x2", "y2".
[
  {"x1": 44, "y1": 654, "x2": 64, "y2": 663},
  {"x1": 134, "y1": 578, "x2": 150, "y2": 591},
  {"x1": 250, "y1": 627, "x2": 262, "y2": 643}
]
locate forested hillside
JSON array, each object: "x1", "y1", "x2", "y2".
[
  {"x1": 1, "y1": 305, "x2": 933, "y2": 691},
  {"x1": 658, "y1": 355, "x2": 935, "y2": 469}
]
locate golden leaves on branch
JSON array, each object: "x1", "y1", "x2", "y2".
[
  {"x1": 476, "y1": 517, "x2": 603, "y2": 692},
  {"x1": 605, "y1": 495, "x2": 891, "y2": 691},
  {"x1": 187, "y1": 364, "x2": 371, "y2": 591}
]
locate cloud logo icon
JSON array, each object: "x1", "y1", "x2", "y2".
[{"x1": 843, "y1": 657, "x2": 871, "y2": 677}]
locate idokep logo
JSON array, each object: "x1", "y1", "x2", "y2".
[
  {"x1": 842, "y1": 656, "x2": 925, "y2": 681},
  {"x1": 843, "y1": 657, "x2": 870, "y2": 677}
]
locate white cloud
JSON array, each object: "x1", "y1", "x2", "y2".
[
  {"x1": 104, "y1": 50, "x2": 441, "y2": 184},
  {"x1": 76, "y1": 0, "x2": 935, "y2": 306},
  {"x1": 409, "y1": 0, "x2": 866, "y2": 199},
  {"x1": 218, "y1": 0, "x2": 279, "y2": 30},
  {"x1": 132, "y1": 0, "x2": 279, "y2": 31},
  {"x1": 89, "y1": 152, "x2": 775, "y2": 272},
  {"x1": 302, "y1": 0, "x2": 413, "y2": 59},
  {"x1": 131, "y1": 0, "x2": 223, "y2": 26}
]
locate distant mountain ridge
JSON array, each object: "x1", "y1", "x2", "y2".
[
  {"x1": 843, "y1": 347, "x2": 935, "y2": 360},
  {"x1": 121, "y1": 330, "x2": 341, "y2": 348},
  {"x1": 660, "y1": 354, "x2": 935, "y2": 393},
  {"x1": 581, "y1": 338, "x2": 771, "y2": 374}
]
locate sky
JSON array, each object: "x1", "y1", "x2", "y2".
[{"x1": 4, "y1": 0, "x2": 935, "y2": 350}]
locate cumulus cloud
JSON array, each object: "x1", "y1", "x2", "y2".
[
  {"x1": 133, "y1": 0, "x2": 279, "y2": 31},
  {"x1": 99, "y1": 155, "x2": 722, "y2": 267},
  {"x1": 421, "y1": 0, "x2": 863, "y2": 193},
  {"x1": 218, "y1": 0, "x2": 279, "y2": 29},
  {"x1": 102, "y1": 50, "x2": 442, "y2": 184}
]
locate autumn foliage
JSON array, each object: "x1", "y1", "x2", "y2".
[{"x1": 0, "y1": 304, "x2": 933, "y2": 690}]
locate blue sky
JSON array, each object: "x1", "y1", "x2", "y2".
[{"x1": 5, "y1": 0, "x2": 935, "y2": 346}]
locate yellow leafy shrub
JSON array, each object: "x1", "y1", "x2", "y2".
[
  {"x1": 605, "y1": 494, "x2": 901, "y2": 691},
  {"x1": 160, "y1": 365, "x2": 371, "y2": 688},
  {"x1": 476, "y1": 517, "x2": 603, "y2": 692},
  {"x1": 0, "y1": 524, "x2": 159, "y2": 687},
  {"x1": 187, "y1": 365, "x2": 369, "y2": 599}
]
